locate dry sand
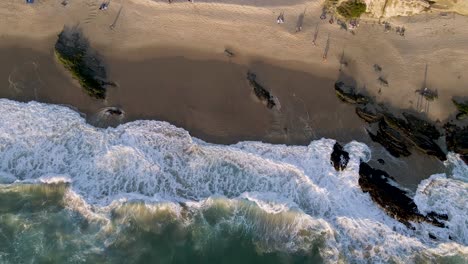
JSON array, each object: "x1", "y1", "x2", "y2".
[{"x1": 1, "y1": 0, "x2": 467, "y2": 121}]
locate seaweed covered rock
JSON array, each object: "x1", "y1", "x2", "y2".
[
  {"x1": 452, "y1": 99, "x2": 468, "y2": 120},
  {"x1": 364, "y1": 112, "x2": 446, "y2": 160},
  {"x1": 444, "y1": 123, "x2": 468, "y2": 164},
  {"x1": 367, "y1": 121, "x2": 411, "y2": 158},
  {"x1": 334, "y1": 82, "x2": 370, "y2": 105},
  {"x1": 358, "y1": 163, "x2": 446, "y2": 227},
  {"x1": 55, "y1": 26, "x2": 114, "y2": 99},
  {"x1": 246, "y1": 71, "x2": 276, "y2": 109},
  {"x1": 355, "y1": 106, "x2": 382, "y2": 123},
  {"x1": 330, "y1": 142, "x2": 350, "y2": 171}
]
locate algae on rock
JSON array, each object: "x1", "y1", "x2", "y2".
[{"x1": 55, "y1": 26, "x2": 114, "y2": 99}]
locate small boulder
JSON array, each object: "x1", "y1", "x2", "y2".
[{"x1": 330, "y1": 142, "x2": 350, "y2": 171}]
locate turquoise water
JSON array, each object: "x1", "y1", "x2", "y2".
[{"x1": 0, "y1": 184, "x2": 321, "y2": 263}]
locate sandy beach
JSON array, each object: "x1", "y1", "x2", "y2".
[
  {"x1": 1, "y1": 0, "x2": 466, "y2": 187},
  {"x1": 1, "y1": 0, "x2": 467, "y2": 120}
]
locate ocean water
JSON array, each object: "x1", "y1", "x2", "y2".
[{"x1": 0, "y1": 99, "x2": 466, "y2": 263}]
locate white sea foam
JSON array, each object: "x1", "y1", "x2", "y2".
[{"x1": 0, "y1": 99, "x2": 466, "y2": 263}]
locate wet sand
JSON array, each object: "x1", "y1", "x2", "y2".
[{"x1": 0, "y1": 41, "x2": 445, "y2": 189}]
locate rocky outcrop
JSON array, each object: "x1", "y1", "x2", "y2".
[
  {"x1": 355, "y1": 106, "x2": 382, "y2": 123},
  {"x1": 334, "y1": 82, "x2": 370, "y2": 105},
  {"x1": 359, "y1": 162, "x2": 447, "y2": 227},
  {"x1": 247, "y1": 72, "x2": 276, "y2": 109},
  {"x1": 367, "y1": 121, "x2": 412, "y2": 157},
  {"x1": 330, "y1": 142, "x2": 350, "y2": 171},
  {"x1": 444, "y1": 123, "x2": 468, "y2": 164},
  {"x1": 355, "y1": 108, "x2": 446, "y2": 160},
  {"x1": 55, "y1": 26, "x2": 115, "y2": 99}
]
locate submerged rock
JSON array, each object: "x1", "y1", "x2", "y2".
[
  {"x1": 358, "y1": 163, "x2": 446, "y2": 227},
  {"x1": 444, "y1": 123, "x2": 468, "y2": 165},
  {"x1": 246, "y1": 71, "x2": 276, "y2": 109},
  {"x1": 55, "y1": 26, "x2": 115, "y2": 99},
  {"x1": 330, "y1": 142, "x2": 350, "y2": 171},
  {"x1": 334, "y1": 82, "x2": 370, "y2": 105}
]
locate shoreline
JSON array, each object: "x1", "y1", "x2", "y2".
[
  {"x1": 0, "y1": 41, "x2": 447, "y2": 189},
  {"x1": 1, "y1": 0, "x2": 467, "y2": 189}
]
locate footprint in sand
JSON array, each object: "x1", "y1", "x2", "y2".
[{"x1": 84, "y1": 0, "x2": 99, "y2": 24}]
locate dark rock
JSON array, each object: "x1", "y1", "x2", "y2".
[
  {"x1": 444, "y1": 123, "x2": 468, "y2": 165},
  {"x1": 246, "y1": 71, "x2": 276, "y2": 109},
  {"x1": 401, "y1": 113, "x2": 441, "y2": 140},
  {"x1": 330, "y1": 142, "x2": 350, "y2": 171},
  {"x1": 105, "y1": 107, "x2": 123, "y2": 116},
  {"x1": 359, "y1": 162, "x2": 417, "y2": 223},
  {"x1": 55, "y1": 26, "x2": 115, "y2": 100},
  {"x1": 377, "y1": 158, "x2": 385, "y2": 165},
  {"x1": 334, "y1": 82, "x2": 370, "y2": 105},
  {"x1": 367, "y1": 121, "x2": 412, "y2": 158},
  {"x1": 452, "y1": 99, "x2": 468, "y2": 116},
  {"x1": 358, "y1": 163, "x2": 446, "y2": 227},
  {"x1": 456, "y1": 112, "x2": 467, "y2": 120},
  {"x1": 429, "y1": 233, "x2": 437, "y2": 239},
  {"x1": 366, "y1": 112, "x2": 446, "y2": 161},
  {"x1": 355, "y1": 106, "x2": 382, "y2": 123}
]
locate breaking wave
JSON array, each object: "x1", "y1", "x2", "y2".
[{"x1": 0, "y1": 99, "x2": 466, "y2": 263}]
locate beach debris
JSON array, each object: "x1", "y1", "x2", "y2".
[
  {"x1": 224, "y1": 48, "x2": 235, "y2": 58},
  {"x1": 54, "y1": 26, "x2": 115, "y2": 99},
  {"x1": 295, "y1": 9, "x2": 306, "y2": 33},
  {"x1": 334, "y1": 82, "x2": 369, "y2": 104},
  {"x1": 329, "y1": 15, "x2": 334, "y2": 24},
  {"x1": 26, "y1": 0, "x2": 34, "y2": 3},
  {"x1": 61, "y1": 0, "x2": 69, "y2": 6},
  {"x1": 358, "y1": 162, "x2": 447, "y2": 227},
  {"x1": 104, "y1": 107, "x2": 124, "y2": 116},
  {"x1": 90, "y1": 107, "x2": 125, "y2": 127},
  {"x1": 330, "y1": 142, "x2": 350, "y2": 171},
  {"x1": 373, "y1": 64, "x2": 382, "y2": 72},
  {"x1": 377, "y1": 158, "x2": 385, "y2": 165},
  {"x1": 276, "y1": 12, "x2": 284, "y2": 24},
  {"x1": 246, "y1": 71, "x2": 276, "y2": 109},
  {"x1": 444, "y1": 123, "x2": 468, "y2": 165},
  {"x1": 378, "y1": 76, "x2": 389, "y2": 87}
]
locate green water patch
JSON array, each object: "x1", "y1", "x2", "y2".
[{"x1": 0, "y1": 185, "x2": 322, "y2": 264}]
